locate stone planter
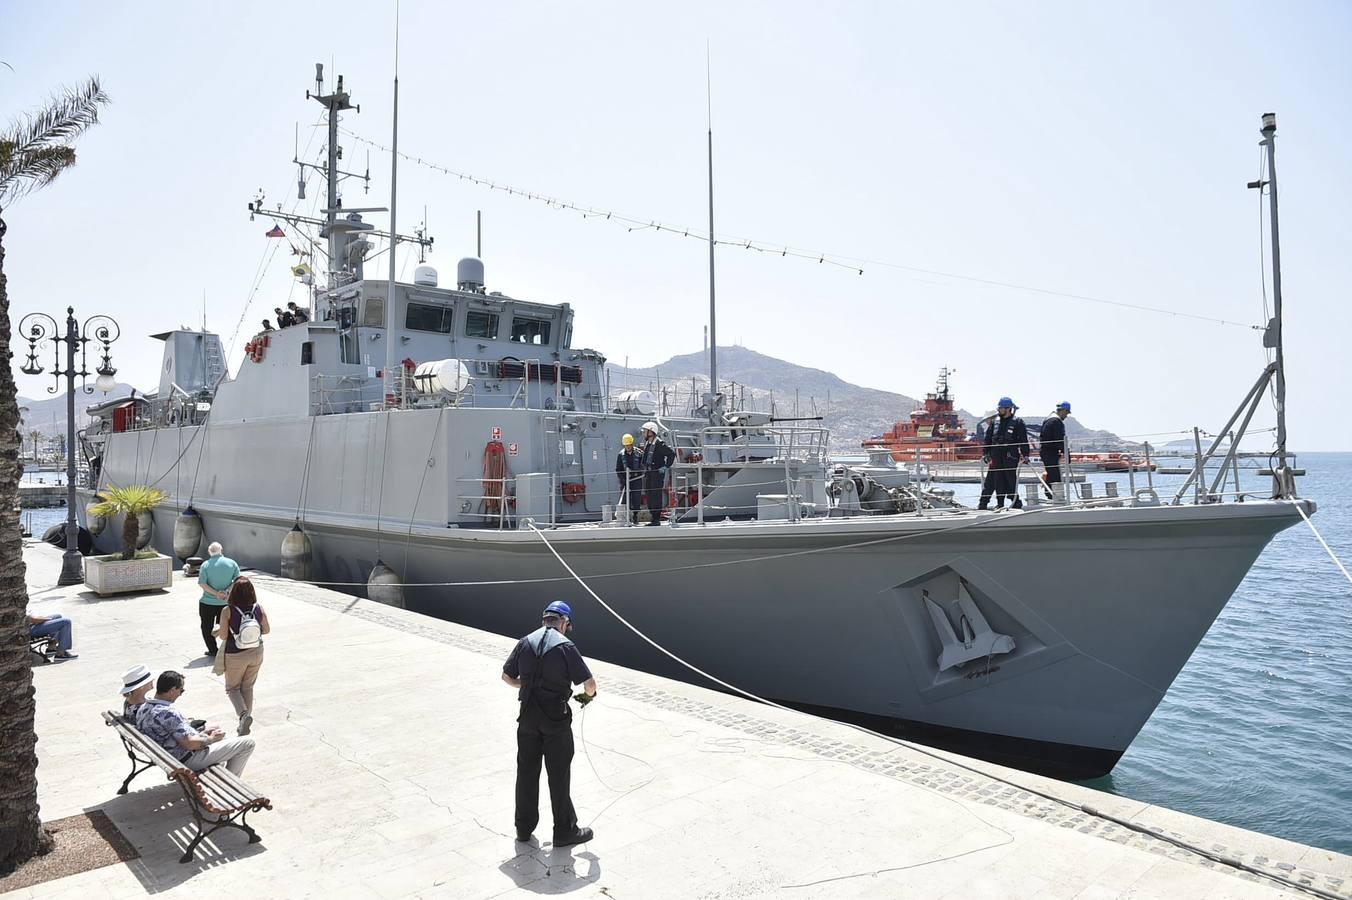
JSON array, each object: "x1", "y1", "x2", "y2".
[{"x1": 84, "y1": 553, "x2": 174, "y2": 596}]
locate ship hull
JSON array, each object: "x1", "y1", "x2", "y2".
[{"x1": 86, "y1": 457, "x2": 1302, "y2": 780}]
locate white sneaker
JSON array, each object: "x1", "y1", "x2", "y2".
[{"x1": 238, "y1": 713, "x2": 253, "y2": 736}]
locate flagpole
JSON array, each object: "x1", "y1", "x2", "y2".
[{"x1": 384, "y1": 0, "x2": 401, "y2": 407}]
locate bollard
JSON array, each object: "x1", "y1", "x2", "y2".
[{"x1": 1052, "y1": 482, "x2": 1067, "y2": 504}]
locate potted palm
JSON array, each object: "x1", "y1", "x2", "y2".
[{"x1": 84, "y1": 484, "x2": 174, "y2": 595}]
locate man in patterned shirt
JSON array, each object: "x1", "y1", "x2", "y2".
[{"x1": 135, "y1": 670, "x2": 255, "y2": 776}]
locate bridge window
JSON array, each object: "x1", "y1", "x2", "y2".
[
  {"x1": 301, "y1": 341, "x2": 314, "y2": 365},
  {"x1": 466, "y1": 310, "x2": 499, "y2": 339},
  {"x1": 406, "y1": 302, "x2": 453, "y2": 334},
  {"x1": 361, "y1": 296, "x2": 385, "y2": 327},
  {"x1": 510, "y1": 316, "x2": 551, "y2": 345}
]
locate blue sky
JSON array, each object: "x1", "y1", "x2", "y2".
[{"x1": 3, "y1": 1, "x2": 1349, "y2": 448}]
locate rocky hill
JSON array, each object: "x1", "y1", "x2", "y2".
[{"x1": 609, "y1": 346, "x2": 1125, "y2": 452}]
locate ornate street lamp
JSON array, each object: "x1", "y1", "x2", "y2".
[{"x1": 18, "y1": 307, "x2": 120, "y2": 585}]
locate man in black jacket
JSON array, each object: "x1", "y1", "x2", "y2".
[
  {"x1": 979, "y1": 397, "x2": 1030, "y2": 510},
  {"x1": 502, "y1": 601, "x2": 597, "y2": 847},
  {"x1": 1040, "y1": 401, "x2": 1071, "y2": 499},
  {"x1": 639, "y1": 422, "x2": 676, "y2": 526},
  {"x1": 615, "y1": 433, "x2": 644, "y2": 523}
]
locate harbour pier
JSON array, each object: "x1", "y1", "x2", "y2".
[
  {"x1": 9, "y1": 539, "x2": 1351, "y2": 899},
  {"x1": 18, "y1": 483, "x2": 67, "y2": 509}
]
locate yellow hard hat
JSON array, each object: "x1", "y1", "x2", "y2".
[{"x1": 622, "y1": 434, "x2": 635, "y2": 446}]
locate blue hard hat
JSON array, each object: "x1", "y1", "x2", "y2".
[
  {"x1": 543, "y1": 600, "x2": 572, "y2": 619},
  {"x1": 997, "y1": 397, "x2": 1016, "y2": 409},
  {"x1": 1056, "y1": 401, "x2": 1072, "y2": 412}
]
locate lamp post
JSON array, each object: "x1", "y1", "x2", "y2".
[{"x1": 18, "y1": 307, "x2": 120, "y2": 586}]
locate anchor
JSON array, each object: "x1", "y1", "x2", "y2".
[{"x1": 922, "y1": 579, "x2": 1016, "y2": 672}]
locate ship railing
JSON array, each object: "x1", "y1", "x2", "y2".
[
  {"x1": 120, "y1": 394, "x2": 210, "y2": 431},
  {"x1": 309, "y1": 374, "x2": 374, "y2": 415},
  {"x1": 308, "y1": 362, "x2": 607, "y2": 415},
  {"x1": 452, "y1": 473, "x2": 558, "y2": 530},
  {"x1": 1166, "y1": 362, "x2": 1290, "y2": 505},
  {"x1": 681, "y1": 424, "x2": 830, "y2": 466},
  {"x1": 659, "y1": 425, "x2": 829, "y2": 525}
]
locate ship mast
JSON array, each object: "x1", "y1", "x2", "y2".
[
  {"x1": 1257, "y1": 113, "x2": 1291, "y2": 493},
  {"x1": 705, "y1": 47, "x2": 721, "y2": 421},
  {"x1": 311, "y1": 64, "x2": 356, "y2": 287},
  {"x1": 246, "y1": 68, "x2": 434, "y2": 317},
  {"x1": 385, "y1": 5, "x2": 402, "y2": 392}
]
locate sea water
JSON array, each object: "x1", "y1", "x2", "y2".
[
  {"x1": 21, "y1": 455, "x2": 1352, "y2": 852},
  {"x1": 1093, "y1": 451, "x2": 1352, "y2": 854}
]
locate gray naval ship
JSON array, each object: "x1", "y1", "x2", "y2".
[{"x1": 78, "y1": 72, "x2": 1309, "y2": 780}]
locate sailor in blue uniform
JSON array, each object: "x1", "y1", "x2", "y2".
[
  {"x1": 501, "y1": 601, "x2": 598, "y2": 847},
  {"x1": 1040, "y1": 401, "x2": 1072, "y2": 498},
  {"x1": 615, "y1": 433, "x2": 644, "y2": 522},
  {"x1": 979, "y1": 397, "x2": 1030, "y2": 510}
]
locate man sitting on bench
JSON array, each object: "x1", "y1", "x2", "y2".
[
  {"x1": 136, "y1": 671, "x2": 255, "y2": 776},
  {"x1": 122, "y1": 664, "x2": 204, "y2": 730},
  {"x1": 28, "y1": 609, "x2": 78, "y2": 660}
]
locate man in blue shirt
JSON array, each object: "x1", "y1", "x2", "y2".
[
  {"x1": 502, "y1": 601, "x2": 597, "y2": 847},
  {"x1": 197, "y1": 541, "x2": 240, "y2": 656},
  {"x1": 135, "y1": 670, "x2": 255, "y2": 776}
]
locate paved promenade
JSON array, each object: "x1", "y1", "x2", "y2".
[{"x1": 9, "y1": 540, "x2": 1351, "y2": 899}]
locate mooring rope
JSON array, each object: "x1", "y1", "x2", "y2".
[{"x1": 1296, "y1": 503, "x2": 1352, "y2": 590}]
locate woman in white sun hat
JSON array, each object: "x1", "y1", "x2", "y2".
[{"x1": 120, "y1": 664, "x2": 205, "y2": 729}]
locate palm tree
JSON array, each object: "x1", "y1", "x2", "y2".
[
  {"x1": 0, "y1": 76, "x2": 109, "y2": 875},
  {"x1": 89, "y1": 484, "x2": 166, "y2": 559}
]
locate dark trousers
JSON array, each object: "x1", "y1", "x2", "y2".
[
  {"x1": 199, "y1": 602, "x2": 222, "y2": 654},
  {"x1": 621, "y1": 478, "x2": 643, "y2": 513},
  {"x1": 515, "y1": 704, "x2": 578, "y2": 838},
  {"x1": 644, "y1": 473, "x2": 666, "y2": 525},
  {"x1": 1041, "y1": 458, "x2": 1062, "y2": 498},
  {"x1": 979, "y1": 460, "x2": 1021, "y2": 509}
]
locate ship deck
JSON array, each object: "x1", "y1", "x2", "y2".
[{"x1": 10, "y1": 539, "x2": 1350, "y2": 899}]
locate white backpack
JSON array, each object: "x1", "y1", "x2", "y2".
[{"x1": 233, "y1": 605, "x2": 262, "y2": 649}]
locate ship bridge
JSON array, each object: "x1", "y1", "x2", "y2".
[{"x1": 206, "y1": 262, "x2": 605, "y2": 422}]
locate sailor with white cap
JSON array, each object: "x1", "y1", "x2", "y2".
[{"x1": 638, "y1": 421, "x2": 675, "y2": 526}]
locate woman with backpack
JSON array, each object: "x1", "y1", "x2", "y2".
[{"x1": 216, "y1": 576, "x2": 269, "y2": 736}]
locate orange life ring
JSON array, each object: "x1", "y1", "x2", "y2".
[
  {"x1": 561, "y1": 481, "x2": 586, "y2": 505},
  {"x1": 247, "y1": 333, "x2": 270, "y2": 363}
]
